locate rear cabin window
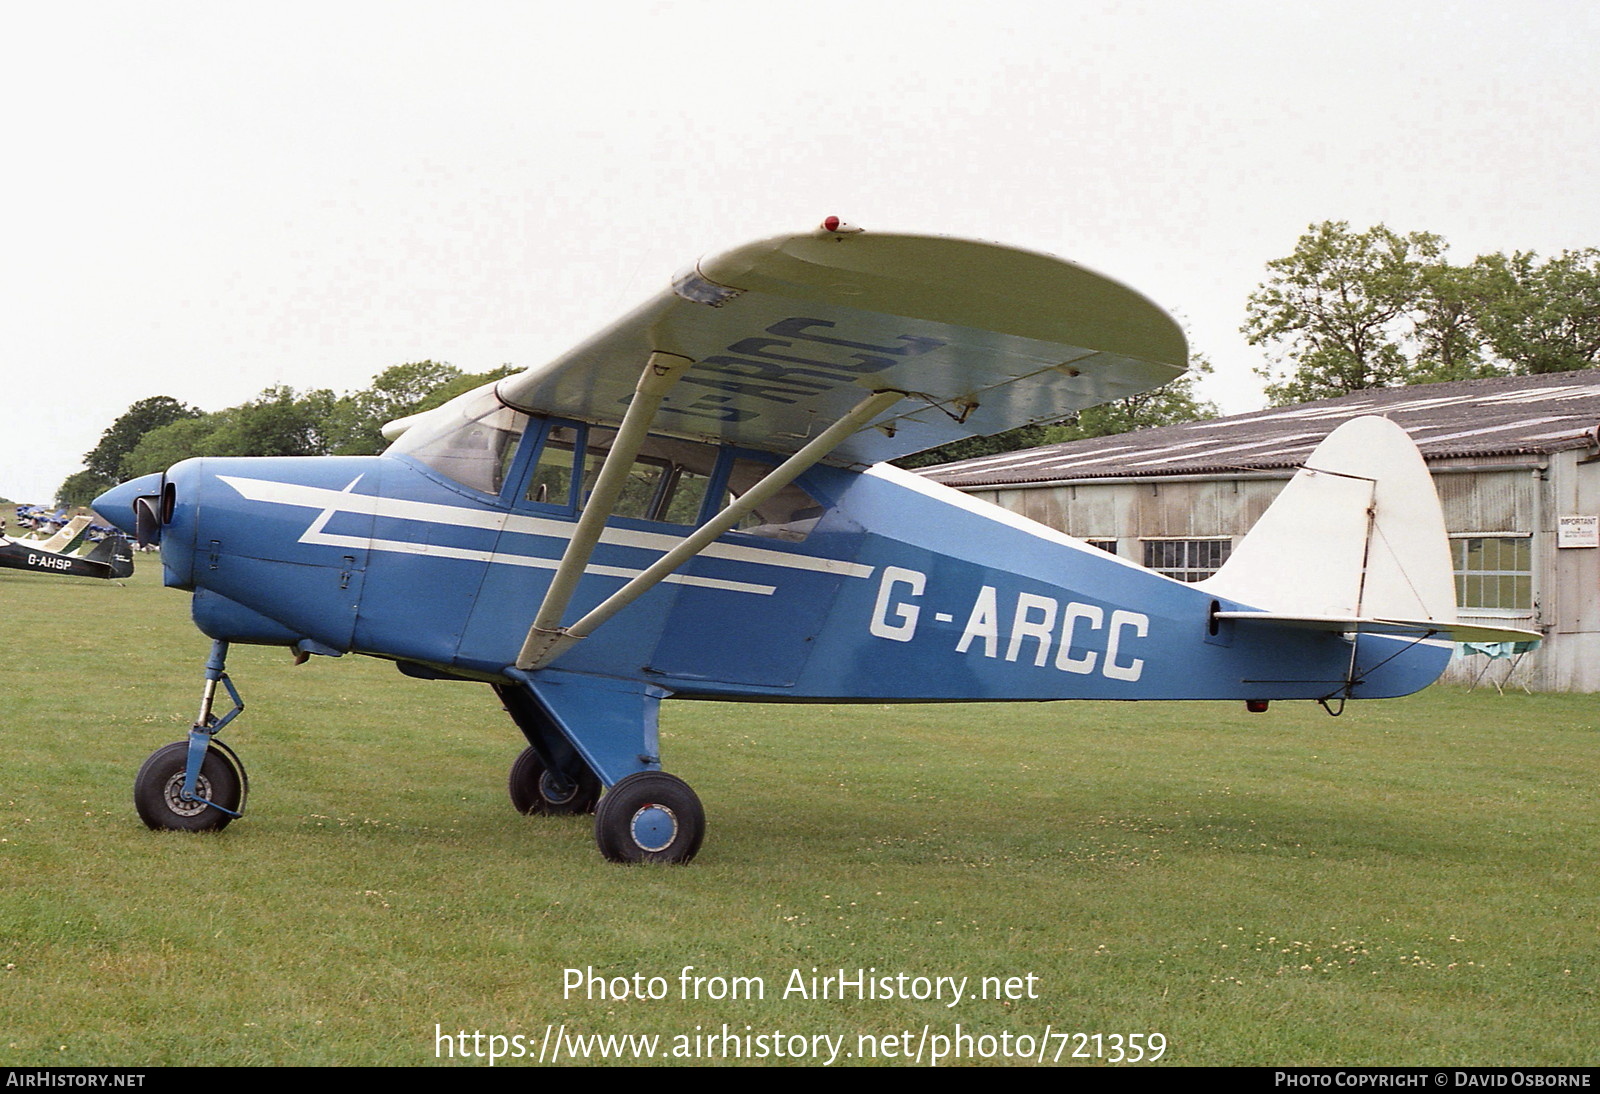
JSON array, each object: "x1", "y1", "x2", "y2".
[
  {"x1": 724, "y1": 457, "x2": 825, "y2": 542},
  {"x1": 579, "y1": 429, "x2": 715, "y2": 524}
]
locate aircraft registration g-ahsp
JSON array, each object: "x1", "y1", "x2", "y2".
[
  {"x1": 1, "y1": 513, "x2": 133, "y2": 581},
  {"x1": 94, "y1": 220, "x2": 1538, "y2": 864}
]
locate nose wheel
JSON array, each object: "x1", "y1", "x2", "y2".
[
  {"x1": 134, "y1": 740, "x2": 247, "y2": 832},
  {"x1": 135, "y1": 639, "x2": 249, "y2": 832},
  {"x1": 593, "y1": 772, "x2": 704, "y2": 864}
]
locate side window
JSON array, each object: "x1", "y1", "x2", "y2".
[
  {"x1": 1142, "y1": 537, "x2": 1232, "y2": 582},
  {"x1": 525, "y1": 426, "x2": 578, "y2": 507},
  {"x1": 1451, "y1": 535, "x2": 1533, "y2": 611},
  {"x1": 521, "y1": 424, "x2": 717, "y2": 524},
  {"x1": 581, "y1": 428, "x2": 670, "y2": 520},
  {"x1": 725, "y1": 458, "x2": 825, "y2": 542}
]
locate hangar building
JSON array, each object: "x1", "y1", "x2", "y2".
[{"x1": 923, "y1": 370, "x2": 1600, "y2": 693}]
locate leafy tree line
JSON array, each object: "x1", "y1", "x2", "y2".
[
  {"x1": 59, "y1": 362, "x2": 515, "y2": 506},
  {"x1": 1246, "y1": 221, "x2": 1600, "y2": 405}
]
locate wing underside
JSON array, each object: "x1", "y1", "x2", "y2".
[{"x1": 493, "y1": 227, "x2": 1187, "y2": 465}]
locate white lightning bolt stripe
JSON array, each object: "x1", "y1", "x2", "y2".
[{"x1": 217, "y1": 474, "x2": 873, "y2": 585}]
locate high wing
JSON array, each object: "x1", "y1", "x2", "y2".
[
  {"x1": 382, "y1": 223, "x2": 1189, "y2": 670},
  {"x1": 489, "y1": 224, "x2": 1187, "y2": 466}
]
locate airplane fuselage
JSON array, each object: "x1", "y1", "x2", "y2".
[{"x1": 140, "y1": 433, "x2": 1448, "y2": 705}]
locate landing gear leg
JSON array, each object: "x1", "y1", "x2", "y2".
[
  {"x1": 500, "y1": 669, "x2": 706, "y2": 863},
  {"x1": 493, "y1": 683, "x2": 602, "y2": 815},
  {"x1": 508, "y1": 747, "x2": 601, "y2": 815},
  {"x1": 134, "y1": 640, "x2": 249, "y2": 831}
]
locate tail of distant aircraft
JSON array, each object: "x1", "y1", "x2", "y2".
[
  {"x1": 35, "y1": 514, "x2": 93, "y2": 554},
  {"x1": 87, "y1": 534, "x2": 135, "y2": 579},
  {"x1": 1199, "y1": 416, "x2": 1537, "y2": 645}
]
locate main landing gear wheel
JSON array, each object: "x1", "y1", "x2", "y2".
[
  {"x1": 133, "y1": 741, "x2": 245, "y2": 833},
  {"x1": 508, "y1": 747, "x2": 601, "y2": 816},
  {"x1": 593, "y1": 772, "x2": 705, "y2": 864}
]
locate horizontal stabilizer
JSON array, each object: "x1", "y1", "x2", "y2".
[{"x1": 1213, "y1": 611, "x2": 1542, "y2": 645}]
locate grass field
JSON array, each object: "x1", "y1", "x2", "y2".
[{"x1": 1, "y1": 562, "x2": 1595, "y2": 1067}]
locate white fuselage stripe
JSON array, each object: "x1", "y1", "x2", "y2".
[{"x1": 218, "y1": 474, "x2": 869, "y2": 592}]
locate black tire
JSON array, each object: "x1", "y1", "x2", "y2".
[
  {"x1": 508, "y1": 747, "x2": 601, "y2": 816},
  {"x1": 133, "y1": 741, "x2": 243, "y2": 833},
  {"x1": 593, "y1": 771, "x2": 704, "y2": 864}
]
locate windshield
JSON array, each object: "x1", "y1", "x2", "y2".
[{"x1": 386, "y1": 385, "x2": 527, "y2": 495}]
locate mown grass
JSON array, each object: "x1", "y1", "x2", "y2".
[{"x1": 0, "y1": 565, "x2": 1595, "y2": 1066}]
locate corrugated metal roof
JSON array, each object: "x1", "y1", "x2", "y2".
[{"x1": 923, "y1": 370, "x2": 1600, "y2": 487}]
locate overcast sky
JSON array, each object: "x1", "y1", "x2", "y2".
[{"x1": 5, "y1": 0, "x2": 1598, "y2": 504}]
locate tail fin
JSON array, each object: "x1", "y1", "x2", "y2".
[
  {"x1": 36, "y1": 514, "x2": 92, "y2": 554},
  {"x1": 88, "y1": 535, "x2": 136, "y2": 579},
  {"x1": 1199, "y1": 416, "x2": 1537, "y2": 644}
]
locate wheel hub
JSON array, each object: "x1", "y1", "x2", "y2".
[
  {"x1": 161, "y1": 772, "x2": 213, "y2": 818},
  {"x1": 539, "y1": 770, "x2": 579, "y2": 806},
  {"x1": 629, "y1": 803, "x2": 679, "y2": 853}
]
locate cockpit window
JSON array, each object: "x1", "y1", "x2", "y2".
[{"x1": 386, "y1": 386, "x2": 527, "y2": 495}]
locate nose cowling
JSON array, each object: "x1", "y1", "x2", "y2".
[{"x1": 93, "y1": 472, "x2": 168, "y2": 546}]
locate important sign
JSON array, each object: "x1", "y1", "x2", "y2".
[{"x1": 1557, "y1": 515, "x2": 1598, "y2": 548}]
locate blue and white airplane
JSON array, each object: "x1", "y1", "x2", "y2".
[{"x1": 92, "y1": 220, "x2": 1539, "y2": 863}]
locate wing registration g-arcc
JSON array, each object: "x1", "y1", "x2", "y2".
[{"x1": 487, "y1": 221, "x2": 1188, "y2": 465}]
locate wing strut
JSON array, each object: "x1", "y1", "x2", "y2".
[
  {"x1": 516, "y1": 387, "x2": 906, "y2": 670},
  {"x1": 522, "y1": 350, "x2": 696, "y2": 660}
]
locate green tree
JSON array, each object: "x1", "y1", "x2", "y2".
[
  {"x1": 83, "y1": 395, "x2": 202, "y2": 481},
  {"x1": 409, "y1": 364, "x2": 518, "y2": 414},
  {"x1": 122, "y1": 415, "x2": 224, "y2": 478},
  {"x1": 1471, "y1": 249, "x2": 1600, "y2": 374},
  {"x1": 1409, "y1": 260, "x2": 1499, "y2": 383},
  {"x1": 1245, "y1": 225, "x2": 1600, "y2": 402},
  {"x1": 199, "y1": 386, "x2": 335, "y2": 459},
  {"x1": 57, "y1": 469, "x2": 114, "y2": 508},
  {"x1": 325, "y1": 360, "x2": 465, "y2": 455},
  {"x1": 1244, "y1": 221, "x2": 1447, "y2": 404}
]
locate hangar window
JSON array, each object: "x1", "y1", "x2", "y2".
[
  {"x1": 1086, "y1": 539, "x2": 1118, "y2": 555},
  {"x1": 1451, "y1": 535, "x2": 1532, "y2": 611},
  {"x1": 1142, "y1": 537, "x2": 1231, "y2": 582}
]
